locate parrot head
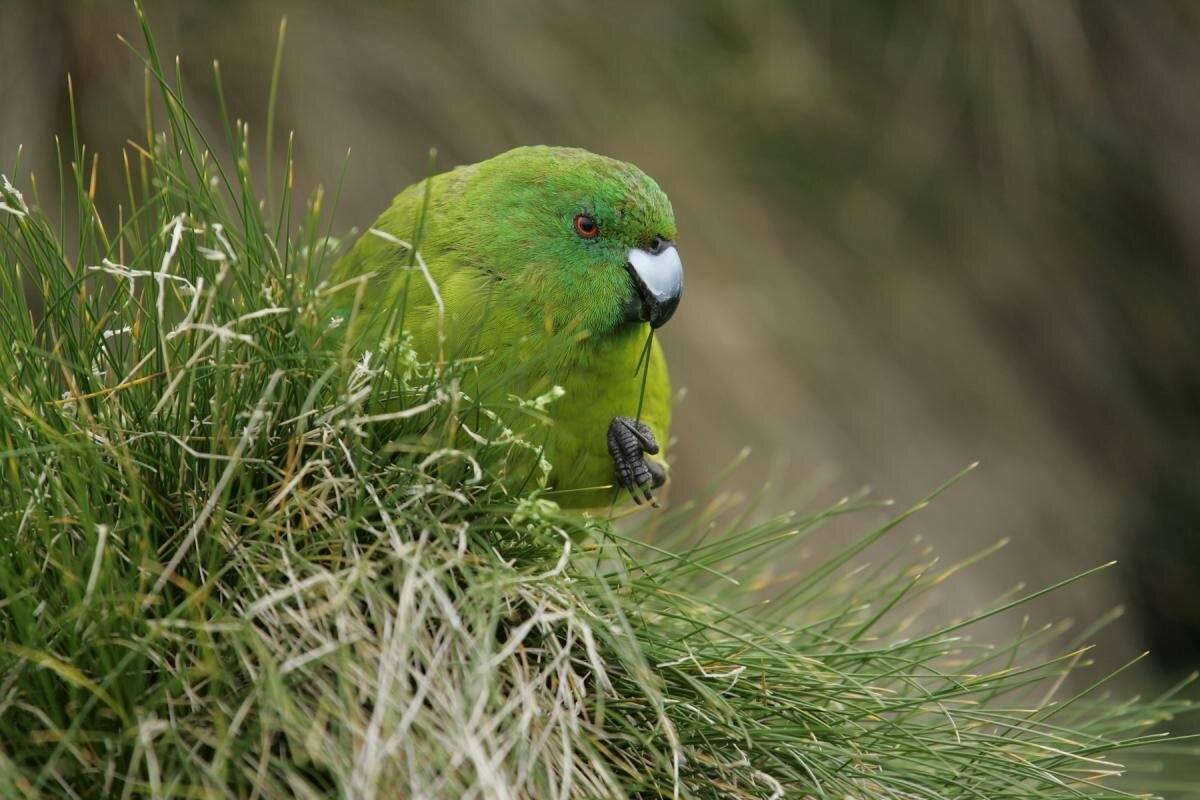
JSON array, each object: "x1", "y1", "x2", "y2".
[{"x1": 449, "y1": 146, "x2": 682, "y2": 339}]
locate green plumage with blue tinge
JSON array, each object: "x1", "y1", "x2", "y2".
[{"x1": 331, "y1": 146, "x2": 683, "y2": 508}]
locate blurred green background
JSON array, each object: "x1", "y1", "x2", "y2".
[{"x1": 3, "y1": 1, "x2": 1198, "y2": 693}]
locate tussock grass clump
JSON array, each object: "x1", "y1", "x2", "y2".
[{"x1": 0, "y1": 10, "x2": 1194, "y2": 799}]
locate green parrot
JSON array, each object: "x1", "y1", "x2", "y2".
[{"x1": 330, "y1": 146, "x2": 682, "y2": 508}]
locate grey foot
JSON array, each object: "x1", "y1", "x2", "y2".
[
  {"x1": 607, "y1": 415, "x2": 662, "y2": 506},
  {"x1": 646, "y1": 458, "x2": 667, "y2": 490}
]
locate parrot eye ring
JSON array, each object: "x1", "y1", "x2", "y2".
[{"x1": 574, "y1": 214, "x2": 599, "y2": 239}]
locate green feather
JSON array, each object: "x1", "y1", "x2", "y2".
[{"x1": 331, "y1": 146, "x2": 676, "y2": 507}]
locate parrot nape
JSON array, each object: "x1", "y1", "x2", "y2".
[{"x1": 330, "y1": 146, "x2": 682, "y2": 508}]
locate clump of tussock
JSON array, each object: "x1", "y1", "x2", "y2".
[{"x1": 0, "y1": 7, "x2": 1195, "y2": 799}]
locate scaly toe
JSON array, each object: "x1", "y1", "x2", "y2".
[{"x1": 646, "y1": 459, "x2": 667, "y2": 489}]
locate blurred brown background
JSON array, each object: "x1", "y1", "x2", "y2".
[{"x1": 3, "y1": 1, "x2": 1198, "y2": 689}]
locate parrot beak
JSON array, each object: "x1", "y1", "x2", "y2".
[{"x1": 625, "y1": 240, "x2": 683, "y2": 328}]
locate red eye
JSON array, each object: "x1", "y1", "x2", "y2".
[{"x1": 574, "y1": 214, "x2": 599, "y2": 239}]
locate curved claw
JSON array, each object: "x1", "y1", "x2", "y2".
[{"x1": 607, "y1": 416, "x2": 663, "y2": 506}]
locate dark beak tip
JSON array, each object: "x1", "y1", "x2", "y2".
[{"x1": 649, "y1": 294, "x2": 681, "y2": 328}]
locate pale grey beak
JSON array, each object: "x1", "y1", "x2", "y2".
[{"x1": 626, "y1": 242, "x2": 683, "y2": 328}]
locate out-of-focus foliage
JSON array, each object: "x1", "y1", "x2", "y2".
[{"x1": 2, "y1": 0, "x2": 1198, "y2": 682}]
